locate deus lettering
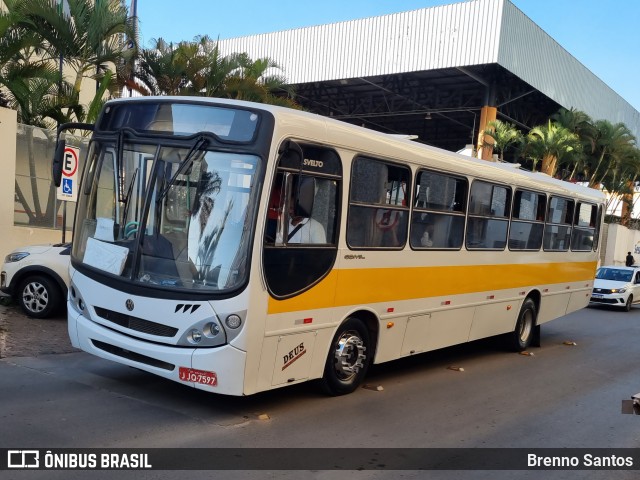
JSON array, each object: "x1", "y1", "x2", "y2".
[{"x1": 282, "y1": 342, "x2": 306, "y2": 370}]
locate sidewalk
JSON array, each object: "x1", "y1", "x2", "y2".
[{"x1": 0, "y1": 301, "x2": 77, "y2": 358}]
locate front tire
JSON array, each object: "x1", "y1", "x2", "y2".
[
  {"x1": 321, "y1": 318, "x2": 371, "y2": 396},
  {"x1": 507, "y1": 298, "x2": 537, "y2": 352},
  {"x1": 624, "y1": 295, "x2": 633, "y2": 312},
  {"x1": 17, "y1": 275, "x2": 61, "y2": 319}
]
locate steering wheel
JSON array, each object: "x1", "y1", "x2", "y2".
[{"x1": 124, "y1": 221, "x2": 139, "y2": 239}]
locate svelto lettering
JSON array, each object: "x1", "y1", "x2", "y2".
[{"x1": 303, "y1": 158, "x2": 323, "y2": 168}]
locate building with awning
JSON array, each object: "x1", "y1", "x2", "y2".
[{"x1": 217, "y1": 0, "x2": 640, "y2": 159}]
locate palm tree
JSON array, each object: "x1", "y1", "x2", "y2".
[
  {"x1": 9, "y1": 0, "x2": 136, "y2": 99},
  {"x1": 136, "y1": 36, "x2": 299, "y2": 107},
  {"x1": 220, "y1": 52, "x2": 298, "y2": 107},
  {"x1": 481, "y1": 120, "x2": 523, "y2": 162},
  {"x1": 135, "y1": 37, "x2": 188, "y2": 96},
  {"x1": 1, "y1": 5, "x2": 70, "y2": 226},
  {"x1": 525, "y1": 120, "x2": 580, "y2": 176},
  {"x1": 551, "y1": 108, "x2": 593, "y2": 180},
  {"x1": 586, "y1": 120, "x2": 636, "y2": 188}
]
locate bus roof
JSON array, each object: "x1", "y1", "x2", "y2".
[{"x1": 106, "y1": 96, "x2": 605, "y2": 204}]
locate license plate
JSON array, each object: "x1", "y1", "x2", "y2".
[
  {"x1": 179, "y1": 367, "x2": 217, "y2": 386},
  {"x1": 591, "y1": 294, "x2": 603, "y2": 299}
]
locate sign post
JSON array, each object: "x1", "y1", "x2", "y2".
[{"x1": 56, "y1": 145, "x2": 80, "y2": 242}]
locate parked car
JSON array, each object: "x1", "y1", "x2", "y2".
[
  {"x1": 1, "y1": 243, "x2": 70, "y2": 318},
  {"x1": 590, "y1": 265, "x2": 640, "y2": 312}
]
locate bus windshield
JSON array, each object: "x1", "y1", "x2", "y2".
[{"x1": 73, "y1": 137, "x2": 260, "y2": 293}]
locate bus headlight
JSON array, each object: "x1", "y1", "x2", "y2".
[
  {"x1": 203, "y1": 322, "x2": 220, "y2": 338},
  {"x1": 177, "y1": 317, "x2": 226, "y2": 347},
  {"x1": 188, "y1": 329, "x2": 203, "y2": 344},
  {"x1": 69, "y1": 282, "x2": 86, "y2": 314}
]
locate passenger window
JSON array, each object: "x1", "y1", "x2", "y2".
[
  {"x1": 544, "y1": 196, "x2": 574, "y2": 251},
  {"x1": 593, "y1": 204, "x2": 603, "y2": 251},
  {"x1": 347, "y1": 157, "x2": 410, "y2": 249},
  {"x1": 509, "y1": 190, "x2": 546, "y2": 250},
  {"x1": 571, "y1": 202, "x2": 597, "y2": 251},
  {"x1": 410, "y1": 169, "x2": 467, "y2": 249},
  {"x1": 466, "y1": 181, "x2": 511, "y2": 250}
]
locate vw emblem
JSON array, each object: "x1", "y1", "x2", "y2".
[{"x1": 125, "y1": 299, "x2": 134, "y2": 311}]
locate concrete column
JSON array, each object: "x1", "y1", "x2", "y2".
[{"x1": 476, "y1": 105, "x2": 497, "y2": 161}]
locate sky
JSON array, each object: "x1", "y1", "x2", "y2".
[{"x1": 137, "y1": 0, "x2": 640, "y2": 112}]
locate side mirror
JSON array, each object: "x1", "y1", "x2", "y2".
[{"x1": 52, "y1": 139, "x2": 65, "y2": 187}]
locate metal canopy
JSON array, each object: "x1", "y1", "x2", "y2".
[
  {"x1": 217, "y1": 0, "x2": 639, "y2": 154},
  {"x1": 290, "y1": 64, "x2": 560, "y2": 153}
]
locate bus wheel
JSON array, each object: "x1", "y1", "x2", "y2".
[
  {"x1": 321, "y1": 318, "x2": 371, "y2": 396},
  {"x1": 508, "y1": 298, "x2": 537, "y2": 352}
]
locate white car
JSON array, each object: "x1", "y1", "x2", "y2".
[
  {"x1": 1, "y1": 243, "x2": 71, "y2": 318},
  {"x1": 590, "y1": 266, "x2": 640, "y2": 312}
]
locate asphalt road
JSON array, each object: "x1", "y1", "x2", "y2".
[{"x1": 1, "y1": 302, "x2": 639, "y2": 480}]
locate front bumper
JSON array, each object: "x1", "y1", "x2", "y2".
[
  {"x1": 589, "y1": 294, "x2": 628, "y2": 307},
  {"x1": 68, "y1": 306, "x2": 247, "y2": 396}
]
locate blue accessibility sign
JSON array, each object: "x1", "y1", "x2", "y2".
[{"x1": 62, "y1": 178, "x2": 73, "y2": 195}]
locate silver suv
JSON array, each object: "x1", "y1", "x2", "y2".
[{"x1": 1, "y1": 243, "x2": 70, "y2": 318}]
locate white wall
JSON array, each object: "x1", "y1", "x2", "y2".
[
  {"x1": 603, "y1": 223, "x2": 640, "y2": 266},
  {"x1": 0, "y1": 107, "x2": 62, "y2": 261}
]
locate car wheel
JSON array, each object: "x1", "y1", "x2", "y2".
[
  {"x1": 17, "y1": 275, "x2": 61, "y2": 319},
  {"x1": 320, "y1": 318, "x2": 371, "y2": 396},
  {"x1": 507, "y1": 298, "x2": 537, "y2": 352},
  {"x1": 624, "y1": 295, "x2": 633, "y2": 312}
]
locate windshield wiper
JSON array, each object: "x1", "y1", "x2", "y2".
[
  {"x1": 120, "y1": 167, "x2": 139, "y2": 227},
  {"x1": 158, "y1": 135, "x2": 209, "y2": 201}
]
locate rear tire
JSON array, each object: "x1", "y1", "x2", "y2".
[
  {"x1": 507, "y1": 298, "x2": 537, "y2": 352},
  {"x1": 320, "y1": 318, "x2": 371, "y2": 396},
  {"x1": 17, "y1": 275, "x2": 61, "y2": 319}
]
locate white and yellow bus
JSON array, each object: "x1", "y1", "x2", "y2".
[{"x1": 55, "y1": 97, "x2": 605, "y2": 396}]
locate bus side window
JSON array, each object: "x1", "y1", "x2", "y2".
[
  {"x1": 571, "y1": 202, "x2": 597, "y2": 252},
  {"x1": 544, "y1": 196, "x2": 574, "y2": 251},
  {"x1": 466, "y1": 181, "x2": 510, "y2": 250},
  {"x1": 410, "y1": 170, "x2": 467, "y2": 250},
  {"x1": 509, "y1": 190, "x2": 545, "y2": 251},
  {"x1": 347, "y1": 157, "x2": 410, "y2": 249}
]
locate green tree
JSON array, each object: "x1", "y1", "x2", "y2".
[
  {"x1": 135, "y1": 37, "x2": 188, "y2": 96},
  {"x1": 525, "y1": 120, "x2": 580, "y2": 176},
  {"x1": 585, "y1": 120, "x2": 636, "y2": 188},
  {"x1": 551, "y1": 107, "x2": 593, "y2": 180},
  {"x1": 481, "y1": 119, "x2": 523, "y2": 162},
  {"x1": 9, "y1": 0, "x2": 136, "y2": 100},
  {"x1": 136, "y1": 36, "x2": 298, "y2": 108}
]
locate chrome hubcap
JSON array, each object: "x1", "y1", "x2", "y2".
[
  {"x1": 22, "y1": 282, "x2": 48, "y2": 313},
  {"x1": 333, "y1": 330, "x2": 367, "y2": 381},
  {"x1": 519, "y1": 310, "x2": 533, "y2": 343}
]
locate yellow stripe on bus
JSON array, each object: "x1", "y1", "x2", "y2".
[{"x1": 267, "y1": 261, "x2": 597, "y2": 314}]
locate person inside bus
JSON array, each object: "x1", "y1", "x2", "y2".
[
  {"x1": 420, "y1": 223, "x2": 435, "y2": 247},
  {"x1": 273, "y1": 175, "x2": 326, "y2": 244}
]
